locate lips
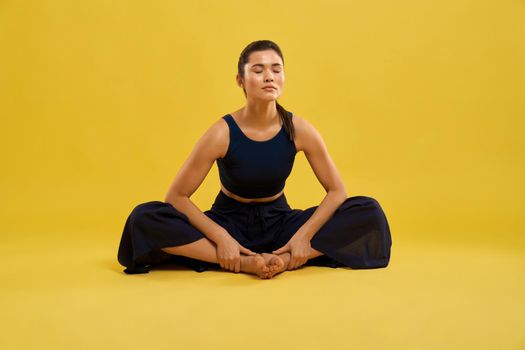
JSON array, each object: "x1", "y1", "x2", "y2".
[{"x1": 262, "y1": 86, "x2": 276, "y2": 90}]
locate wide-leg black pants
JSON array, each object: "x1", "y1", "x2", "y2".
[{"x1": 117, "y1": 190, "x2": 393, "y2": 274}]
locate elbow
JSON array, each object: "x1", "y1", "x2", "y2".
[
  {"x1": 164, "y1": 193, "x2": 188, "y2": 205},
  {"x1": 330, "y1": 188, "x2": 348, "y2": 201}
]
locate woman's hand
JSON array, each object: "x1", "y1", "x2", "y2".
[
  {"x1": 216, "y1": 235, "x2": 257, "y2": 273},
  {"x1": 272, "y1": 234, "x2": 312, "y2": 270}
]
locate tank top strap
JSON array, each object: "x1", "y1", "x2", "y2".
[{"x1": 223, "y1": 114, "x2": 243, "y2": 139}]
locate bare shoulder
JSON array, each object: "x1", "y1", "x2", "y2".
[
  {"x1": 207, "y1": 116, "x2": 230, "y2": 159},
  {"x1": 290, "y1": 113, "x2": 322, "y2": 153},
  {"x1": 187, "y1": 116, "x2": 229, "y2": 161}
]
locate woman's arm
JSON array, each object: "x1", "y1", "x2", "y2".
[
  {"x1": 293, "y1": 115, "x2": 348, "y2": 240},
  {"x1": 164, "y1": 119, "x2": 230, "y2": 245}
]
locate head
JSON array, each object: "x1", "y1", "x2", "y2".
[
  {"x1": 236, "y1": 40, "x2": 295, "y2": 140},
  {"x1": 237, "y1": 42, "x2": 284, "y2": 101}
]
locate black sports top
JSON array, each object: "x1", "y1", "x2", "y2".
[{"x1": 216, "y1": 112, "x2": 297, "y2": 198}]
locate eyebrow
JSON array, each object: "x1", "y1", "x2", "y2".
[{"x1": 251, "y1": 63, "x2": 283, "y2": 68}]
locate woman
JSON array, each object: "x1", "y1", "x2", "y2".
[{"x1": 117, "y1": 40, "x2": 392, "y2": 279}]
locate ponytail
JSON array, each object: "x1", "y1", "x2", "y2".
[{"x1": 276, "y1": 101, "x2": 295, "y2": 142}]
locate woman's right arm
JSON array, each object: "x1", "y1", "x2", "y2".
[{"x1": 163, "y1": 119, "x2": 230, "y2": 245}]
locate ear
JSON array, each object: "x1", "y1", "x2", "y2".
[{"x1": 236, "y1": 75, "x2": 245, "y2": 88}]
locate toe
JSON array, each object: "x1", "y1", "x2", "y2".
[{"x1": 269, "y1": 258, "x2": 279, "y2": 270}]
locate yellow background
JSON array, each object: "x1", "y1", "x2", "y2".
[{"x1": 1, "y1": 0, "x2": 524, "y2": 349}]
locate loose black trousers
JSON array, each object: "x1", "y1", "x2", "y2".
[{"x1": 117, "y1": 190, "x2": 392, "y2": 274}]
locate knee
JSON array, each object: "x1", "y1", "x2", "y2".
[
  {"x1": 357, "y1": 196, "x2": 386, "y2": 217},
  {"x1": 338, "y1": 195, "x2": 390, "y2": 230},
  {"x1": 133, "y1": 200, "x2": 166, "y2": 210},
  {"x1": 131, "y1": 200, "x2": 190, "y2": 227},
  {"x1": 362, "y1": 197, "x2": 390, "y2": 228},
  {"x1": 336, "y1": 195, "x2": 383, "y2": 213},
  {"x1": 129, "y1": 201, "x2": 167, "y2": 226},
  {"x1": 359, "y1": 196, "x2": 382, "y2": 208}
]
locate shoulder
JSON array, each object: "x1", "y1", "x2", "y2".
[
  {"x1": 206, "y1": 116, "x2": 230, "y2": 159},
  {"x1": 212, "y1": 114, "x2": 229, "y2": 135},
  {"x1": 187, "y1": 116, "x2": 230, "y2": 161},
  {"x1": 290, "y1": 113, "x2": 323, "y2": 154}
]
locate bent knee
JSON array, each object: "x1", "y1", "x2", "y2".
[{"x1": 129, "y1": 201, "x2": 168, "y2": 226}]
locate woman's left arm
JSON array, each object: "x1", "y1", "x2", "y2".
[
  {"x1": 293, "y1": 115, "x2": 348, "y2": 240},
  {"x1": 272, "y1": 116, "x2": 348, "y2": 268}
]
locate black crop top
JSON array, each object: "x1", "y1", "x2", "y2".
[{"x1": 216, "y1": 112, "x2": 297, "y2": 198}]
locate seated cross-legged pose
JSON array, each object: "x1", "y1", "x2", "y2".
[{"x1": 117, "y1": 40, "x2": 393, "y2": 279}]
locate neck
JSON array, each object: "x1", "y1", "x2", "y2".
[{"x1": 241, "y1": 100, "x2": 278, "y2": 126}]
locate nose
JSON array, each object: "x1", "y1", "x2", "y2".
[{"x1": 264, "y1": 72, "x2": 274, "y2": 82}]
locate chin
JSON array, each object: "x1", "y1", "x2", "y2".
[{"x1": 259, "y1": 94, "x2": 280, "y2": 101}]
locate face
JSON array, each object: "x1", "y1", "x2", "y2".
[{"x1": 237, "y1": 49, "x2": 285, "y2": 101}]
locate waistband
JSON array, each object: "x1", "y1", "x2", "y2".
[
  {"x1": 212, "y1": 189, "x2": 290, "y2": 210},
  {"x1": 211, "y1": 190, "x2": 291, "y2": 239}
]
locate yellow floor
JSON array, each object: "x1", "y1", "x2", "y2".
[{"x1": 1, "y1": 231, "x2": 524, "y2": 350}]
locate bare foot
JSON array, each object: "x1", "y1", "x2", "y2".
[
  {"x1": 261, "y1": 253, "x2": 289, "y2": 278},
  {"x1": 240, "y1": 254, "x2": 271, "y2": 279}
]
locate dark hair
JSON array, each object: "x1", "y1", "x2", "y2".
[{"x1": 237, "y1": 40, "x2": 295, "y2": 141}]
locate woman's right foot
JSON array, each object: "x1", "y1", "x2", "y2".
[
  {"x1": 261, "y1": 252, "x2": 289, "y2": 278},
  {"x1": 240, "y1": 254, "x2": 271, "y2": 279}
]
